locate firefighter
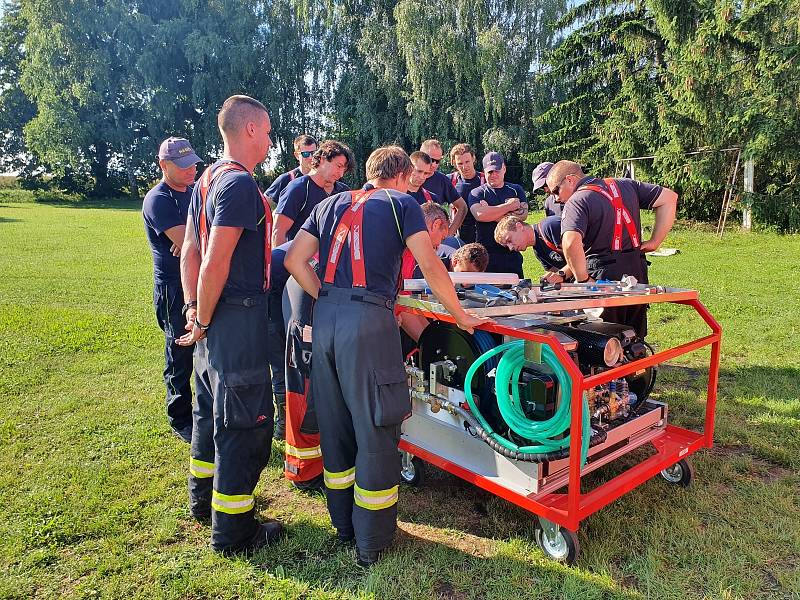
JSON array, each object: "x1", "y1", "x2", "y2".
[
  {"x1": 494, "y1": 215, "x2": 573, "y2": 283},
  {"x1": 266, "y1": 242, "x2": 292, "y2": 441},
  {"x1": 420, "y1": 139, "x2": 468, "y2": 236},
  {"x1": 264, "y1": 134, "x2": 318, "y2": 206},
  {"x1": 448, "y1": 143, "x2": 485, "y2": 243},
  {"x1": 546, "y1": 160, "x2": 678, "y2": 337},
  {"x1": 141, "y1": 136, "x2": 202, "y2": 442},
  {"x1": 468, "y1": 152, "x2": 528, "y2": 277},
  {"x1": 281, "y1": 272, "x2": 324, "y2": 492},
  {"x1": 284, "y1": 145, "x2": 488, "y2": 567},
  {"x1": 177, "y1": 95, "x2": 283, "y2": 554}
]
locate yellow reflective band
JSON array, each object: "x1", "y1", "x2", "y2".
[
  {"x1": 211, "y1": 490, "x2": 254, "y2": 514},
  {"x1": 353, "y1": 484, "x2": 399, "y2": 511},
  {"x1": 189, "y1": 457, "x2": 215, "y2": 479},
  {"x1": 324, "y1": 467, "x2": 355, "y2": 490},
  {"x1": 285, "y1": 443, "x2": 322, "y2": 460}
]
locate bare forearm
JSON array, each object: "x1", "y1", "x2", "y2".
[
  {"x1": 417, "y1": 252, "x2": 468, "y2": 320},
  {"x1": 648, "y1": 203, "x2": 677, "y2": 248},
  {"x1": 291, "y1": 262, "x2": 321, "y2": 300},
  {"x1": 472, "y1": 203, "x2": 515, "y2": 222},
  {"x1": 449, "y1": 199, "x2": 467, "y2": 235},
  {"x1": 563, "y1": 233, "x2": 589, "y2": 281},
  {"x1": 196, "y1": 260, "x2": 230, "y2": 324},
  {"x1": 180, "y1": 227, "x2": 200, "y2": 303}
]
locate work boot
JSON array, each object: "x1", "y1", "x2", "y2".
[
  {"x1": 356, "y1": 547, "x2": 382, "y2": 568},
  {"x1": 219, "y1": 519, "x2": 284, "y2": 556},
  {"x1": 171, "y1": 423, "x2": 193, "y2": 443},
  {"x1": 292, "y1": 475, "x2": 325, "y2": 496},
  {"x1": 273, "y1": 393, "x2": 286, "y2": 441}
]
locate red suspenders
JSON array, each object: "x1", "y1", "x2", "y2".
[
  {"x1": 422, "y1": 188, "x2": 433, "y2": 204},
  {"x1": 578, "y1": 178, "x2": 640, "y2": 251},
  {"x1": 198, "y1": 162, "x2": 273, "y2": 290},
  {"x1": 537, "y1": 221, "x2": 561, "y2": 253},
  {"x1": 450, "y1": 172, "x2": 486, "y2": 187},
  {"x1": 323, "y1": 189, "x2": 378, "y2": 288}
]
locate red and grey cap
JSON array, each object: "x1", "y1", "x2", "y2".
[
  {"x1": 158, "y1": 137, "x2": 202, "y2": 168},
  {"x1": 532, "y1": 162, "x2": 553, "y2": 191},
  {"x1": 482, "y1": 152, "x2": 505, "y2": 173}
]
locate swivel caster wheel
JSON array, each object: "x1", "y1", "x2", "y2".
[
  {"x1": 399, "y1": 451, "x2": 424, "y2": 486},
  {"x1": 660, "y1": 458, "x2": 694, "y2": 487},
  {"x1": 535, "y1": 517, "x2": 579, "y2": 565}
]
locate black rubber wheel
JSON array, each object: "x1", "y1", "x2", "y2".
[
  {"x1": 399, "y1": 452, "x2": 424, "y2": 486},
  {"x1": 534, "y1": 520, "x2": 580, "y2": 564},
  {"x1": 660, "y1": 458, "x2": 694, "y2": 487}
]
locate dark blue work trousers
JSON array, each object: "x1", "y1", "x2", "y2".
[
  {"x1": 188, "y1": 299, "x2": 274, "y2": 552},
  {"x1": 153, "y1": 282, "x2": 193, "y2": 430}
]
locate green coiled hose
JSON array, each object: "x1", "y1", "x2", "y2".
[{"x1": 463, "y1": 340, "x2": 591, "y2": 466}]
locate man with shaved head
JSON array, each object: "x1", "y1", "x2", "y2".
[
  {"x1": 177, "y1": 95, "x2": 284, "y2": 554},
  {"x1": 547, "y1": 160, "x2": 678, "y2": 337}
]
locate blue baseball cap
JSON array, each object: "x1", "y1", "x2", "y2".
[
  {"x1": 532, "y1": 162, "x2": 553, "y2": 191},
  {"x1": 158, "y1": 137, "x2": 201, "y2": 168},
  {"x1": 482, "y1": 152, "x2": 505, "y2": 172}
]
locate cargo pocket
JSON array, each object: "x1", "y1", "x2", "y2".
[
  {"x1": 222, "y1": 368, "x2": 272, "y2": 429},
  {"x1": 372, "y1": 365, "x2": 411, "y2": 427}
]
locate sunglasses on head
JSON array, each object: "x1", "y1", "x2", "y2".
[{"x1": 299, "y1": 150, "x2": 315, "y2": 158}]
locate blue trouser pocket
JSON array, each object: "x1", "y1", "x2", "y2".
[
  {"x1": 221, "y1": 368, "x2": 272, "y2": 430},
  {"x1": 372, "y1": 365, "x2": 411, "y2": 427}
]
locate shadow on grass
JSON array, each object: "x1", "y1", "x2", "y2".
[
  {"x1": 0, "y1": 216, "x2": 22, "y2": 223},
  {"x1": 243, "y1": 519, "x2": 638, "y2": 599}
]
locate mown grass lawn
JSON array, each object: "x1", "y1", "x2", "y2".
[{"x1": 0, "y1": 195, "x2": 798, "y2": 600}]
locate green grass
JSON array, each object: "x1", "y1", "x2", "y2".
[{"x1": 0, "y1": 195, "x2": 798, "y2": 599}]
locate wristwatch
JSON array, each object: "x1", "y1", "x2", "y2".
[
  {"x1": 181, "y1": 300, "x2": 197, "y2": 316},
  {"x1": 194, "y1": 318, "x2": 210, "y2": 332},
  {"x1": 557, "y1": 269, "x2": 566, "y2": 278}
]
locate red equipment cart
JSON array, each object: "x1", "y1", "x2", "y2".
[{"x1": 396, "y1": 287, "x2": 721, "y2": 563}]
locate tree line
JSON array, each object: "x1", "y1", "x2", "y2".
[{"x1": 1, "y1": 0, "x2": 798, "y2": 230}]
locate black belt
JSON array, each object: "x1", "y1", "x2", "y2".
[
  {"x1": 318, "y1": 289, "x2": 395, "y2": 310},
  {"x1": 218, "y1": 295, "x2": 268, "y2": 307}
]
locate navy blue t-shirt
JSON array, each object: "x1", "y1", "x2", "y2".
[
  {"x1": 302, "y1": 188, "x2": 427, "y2": 299},
  {"x1": 453, "y1": 172, "x2": 485, "y2": 242},
  {"x1": 561, "y1": 177, "x2": 662, "y2": 256},
  {"x1": 189, "y1": 161, "x2": 268, "y2": 297},
  {"x1": 276, "y1": 175, "x2": 350, "y2": 240},
  {"x1": 408, "y1": 187, "x2": 440, "y2": 206},
  {"x1": 468, "y1": 182, "x2": 527, "y2": 259},
  {"x1": 265, "y1": 167, "x2": 302, "y2": 203},
  {"x1": 142, "y1": 181, "x2": 192, "y2": 285},
  {"x1": 422, "y1": 170, "x2": 461, "y2": 206},
  {"x1": 533, "y1": 217, "x2": 567, "y2": 271},
  {"x1": 543, "y1": 194, "x2": 563, "y2": 217}
]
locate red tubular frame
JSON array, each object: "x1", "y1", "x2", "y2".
[{"x1": 397, "y1": 296, "x2": 722, "y2": 531}]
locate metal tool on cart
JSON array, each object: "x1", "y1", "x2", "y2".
[{"x1": 396, "y1": 272, "x2": 721, "y2": 564}]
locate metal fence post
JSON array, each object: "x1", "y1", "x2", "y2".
[{"x1": 743, "y1": 158, "x2": 754, "y2": 231}]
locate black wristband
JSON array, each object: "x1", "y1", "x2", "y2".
[
  {"x1": 182, "y1": 300, "x2": 197, "y2": 316},
  {"x1": 577, "y1": 277, "x2": 590, "y2": 284},
  {"x1": 557, "y1": 270, "x2": 566, "y2": 278},
  {"x1": 194, "y1": 319, "x2": 210, "y2": 331}
]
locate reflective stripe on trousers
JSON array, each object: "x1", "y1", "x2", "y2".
[
  {"x1": 189, "y1": 457, "x2": 215, "y2": 479},
  {"x1": 211, "y1": 490, "x2": 255, "y2": 514},
  {"x1": 354, "y1": 483, "x2": 399, "y2": 511},
  {"x1": 324, "y1": 467, "x2": 355, "y2": 490},
  {"x1": 286, "y1": 443, "x2": 322, "y2": 460}
]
